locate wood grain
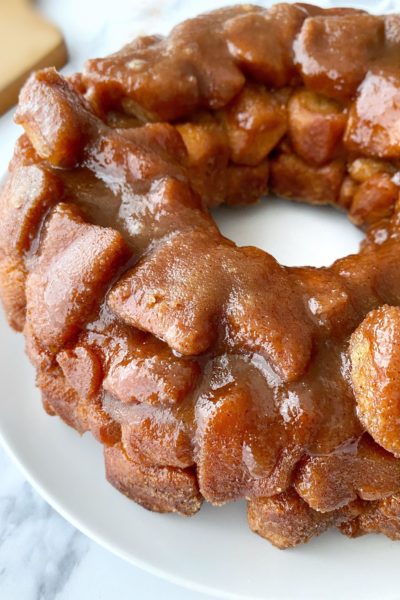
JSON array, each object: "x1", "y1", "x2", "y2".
[{"x1": 0, "y1": 0, "x2": 67, "y2": 115}]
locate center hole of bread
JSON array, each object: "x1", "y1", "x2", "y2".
[{"x1": 212, "y1": 196, "x2": 363, "y2": 268}]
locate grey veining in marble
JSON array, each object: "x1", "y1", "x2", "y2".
[
  {"x1": 0, "y1": 449, "x2": 88, "y2": 600},
  {"x1": 0, "y1": 446, "x2": 210, "y2": 600}
]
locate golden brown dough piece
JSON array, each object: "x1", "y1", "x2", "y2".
[
  {"x1": 248, "y1": 489, "x2": 362, "y2": 549},
  {"x1": 340, "y1": 494, "x2": 400, "y2": 541},
  {"x1": 294, "y1": 435, "x2": 400, "y2": 512},
  {"x1": 350, "y1": 306, "x2": 400, "y2": 457},
  {"x1": 3, "y1": 3, "x2": 400, "y2": 548},
  {"x1": 104, "y1": 443, "x2": 202, "y2": 516}
]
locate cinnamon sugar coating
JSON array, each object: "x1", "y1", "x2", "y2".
[{"x1": 2, "y1": 3, "x2": 400, "y2": 547}]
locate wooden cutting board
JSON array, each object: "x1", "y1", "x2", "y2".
[{"x1": 0, "y1": 0, "x2": 67, "y2": 115}]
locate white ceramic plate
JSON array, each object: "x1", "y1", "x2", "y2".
[
  {"x1": 2, "y1": 0, "x2": 400, "y2": 597},
  {"x1": 2, "y1": 196, "x2": 400, "y2": 600}
]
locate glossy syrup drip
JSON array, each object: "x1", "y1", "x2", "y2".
[{"x1": 2, "y1": 3, "x2": 400, "y2": 547}]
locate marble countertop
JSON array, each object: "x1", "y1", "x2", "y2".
[{"x1": 0, "y1": 446, "x2": 209, "y2": 600}]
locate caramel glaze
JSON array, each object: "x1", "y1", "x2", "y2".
[{"x1": 3, "y1": 3, "x2": 400, "y2": 547}]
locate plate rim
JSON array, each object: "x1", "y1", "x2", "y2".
[{"x1": 0, "y1": 428, "x2": 260, "y2": 600}]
